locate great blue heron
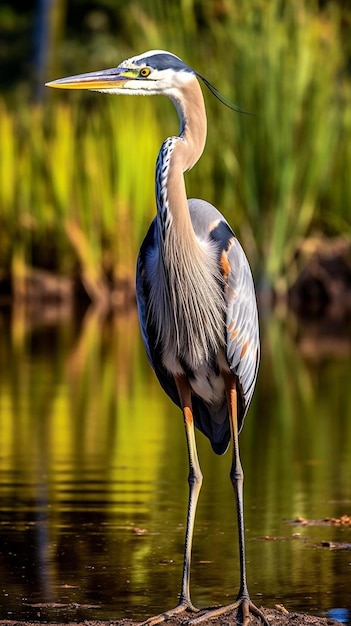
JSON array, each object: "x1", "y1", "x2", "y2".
[{"x1": 47, "y1": 50, "x2": 268, "y2": 626}]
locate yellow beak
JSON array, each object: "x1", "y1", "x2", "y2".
[{"x1": 46, "y1": 67, "x2": 137, "y2": 90}]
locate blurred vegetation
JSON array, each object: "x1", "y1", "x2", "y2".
[{"x1": 0, "y1": 0, "x2": 350, "y2": 303}]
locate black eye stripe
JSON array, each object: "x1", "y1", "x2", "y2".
[{"x1": 136, "y1": 53, "x2": 191, "y2": 73}]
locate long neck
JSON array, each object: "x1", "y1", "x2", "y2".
[{"x1": 155, "y1": 75, "x2": 207, "y2": 238}]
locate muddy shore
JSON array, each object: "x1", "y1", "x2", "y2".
[{"x1": 0, "y1": 605, "x2": 342, "y2": 626}]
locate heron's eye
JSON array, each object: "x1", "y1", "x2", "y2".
[{"x1": 139, "y1": 67, "x2": 151, "y2": 78}]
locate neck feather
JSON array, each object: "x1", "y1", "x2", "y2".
[{"x1": 155, "y1": 75, "x2": 207, "y2": 238}]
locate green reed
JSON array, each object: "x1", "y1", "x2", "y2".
[
  {"x1": 0, "y1": 0, "x2": 350, "y2": 302},
  {"x1": 0, "y1": 96, "x2": 161, "y2": 301},
  {"x1": 189, "y1": 0, "x2": 350, "y2": 289}
]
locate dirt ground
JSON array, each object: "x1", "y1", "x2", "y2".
[{"x1": 0, "y1": 606, "x2": 341, "y2": 626}]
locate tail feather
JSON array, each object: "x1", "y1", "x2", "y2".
[{"x1": 192, "y1": 396, "x2": 230, "y2": 455}]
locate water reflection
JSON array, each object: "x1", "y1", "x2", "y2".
[{"x1": 0, "y1": 305, "x2": 350, "y2": 621}]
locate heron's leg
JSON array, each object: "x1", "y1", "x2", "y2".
[
  {"x1": 140, "y1": 375, "x2": 201, "y2": 626},
  {"x1": 176, "y1": 374, "x2": 203, "y2": 610},
  {"x1": 189, "y1": 375, "x2": 269, "y2": 626}
]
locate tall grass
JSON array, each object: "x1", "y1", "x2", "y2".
[
  {"x1": 0, "y1": 97, "x2": 161, "y2": 302},
  {"x1": 191, "y1": 1, "x2": 350, "y2": 289},
  {"x1": 0, "y1": 0, "x2": 350, "y2": 303}
]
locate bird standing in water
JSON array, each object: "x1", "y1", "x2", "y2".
[{"x1": 47, "y1": 50, "x2": 268, "y2": 626}]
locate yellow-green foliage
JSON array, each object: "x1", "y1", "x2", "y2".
[
  {"x1": 0, "y1": 97, "x2": 161, "y2": 297},
  {"x1": 0, "y1": 0, "x2": 350, "y2": 299}
]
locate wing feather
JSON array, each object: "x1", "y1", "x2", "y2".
[
  {"x1": 225, "y1": 237, "x2": 260, "y2": 423},
  {"x1": 136, "y1": 218, "x2": 181, "y2": 408}
]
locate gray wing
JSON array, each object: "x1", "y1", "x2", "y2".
[
  {"x1": 225, "y1": 236, "x2": 260, "y2": 422},
  {"x1": 189, "y1": 198, "x2": 260, "y2": 428}
]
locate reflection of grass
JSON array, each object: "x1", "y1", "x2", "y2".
[
  {"x1": 0, "y1": 1, "x2": 350, "y2": 301},
  {"x1": 0, "y1": 309, "x2": 350, "y2": 614},
  {"x1": 0, "y1": 308, "x2": 167, "y2": 516}
]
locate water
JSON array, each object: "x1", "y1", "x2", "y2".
[{"x1": 0, "y1": 305, "x2": 350, "y2": 622}]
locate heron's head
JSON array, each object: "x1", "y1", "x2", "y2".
[
  {"x1": 46, "y1": 50, "x2": 195, "y2": 97},
  {"x1": 46, "y1": 50, "x2": 248, "y2": 114}
]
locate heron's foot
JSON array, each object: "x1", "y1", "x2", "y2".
[
  {"x1": 140, "y1": 600, "x2": 199, "y2": 626},
  {"x1": 187, "y1": 596, "x2": 269, "y2": 625}
]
